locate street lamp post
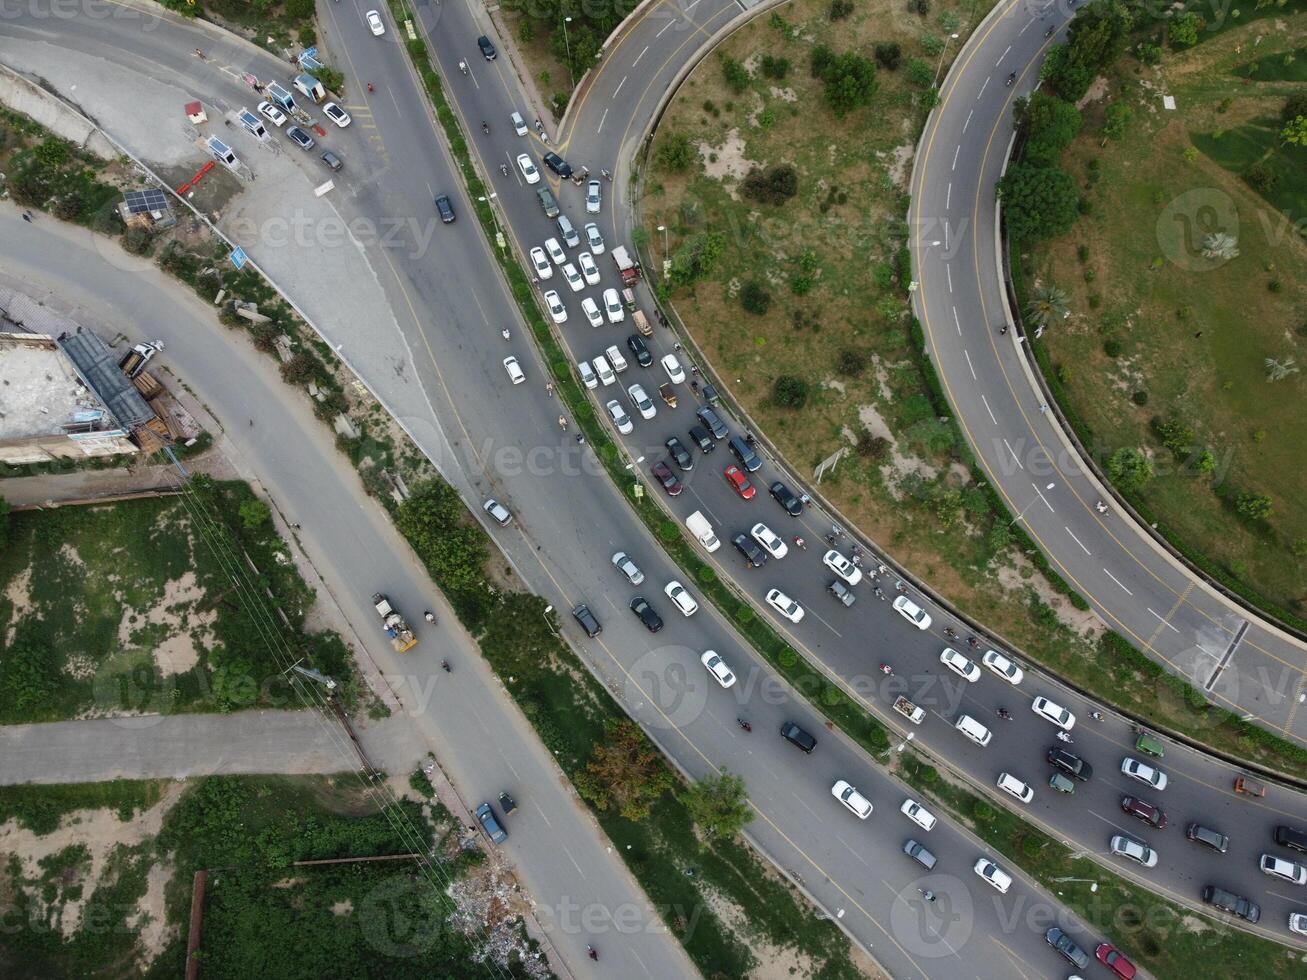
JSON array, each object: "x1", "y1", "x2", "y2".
[
  {"x1": 933, "y1": 33, "x2": 960, "y2": 88},
  {"x1": 478, "y1": 194, "x2": 505, "y2": 250},
  {"x1": 562, "y1": 16, "x2": 575, "y2": 89},
  {"x1": 656, "y1": 224, "x2": 671, "y2": 278}
]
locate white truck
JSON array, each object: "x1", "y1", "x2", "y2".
[
  {"x1": 893, "y1": 696, "x2": 925, "y2": 725},
  {"x1": 372, "y1": 593, "x2": 417, "y2": 652},
  {"x1": 685, "y1": 511, "x2": 721, "y2": 552}
]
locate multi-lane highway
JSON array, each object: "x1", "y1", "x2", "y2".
[
  {"x1": 908, "y1": 1, "x2": 1307, "y2": 742},
  {"x1": 7, "y1": 0, "x2": 1307, "y2": 974}
]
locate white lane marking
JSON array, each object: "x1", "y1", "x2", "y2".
[
  {"x1": 531, "y1": 798, "x2": 554, "y2": 827},
  {"x1": 976, "y1": 77, "x2": 989, "y2": 100},
  {"x1": 1018, "y1": 18, "x2": 1033, "y2": 34},
  {"x1": 806, "y1": 607, "x2": 843, "y2": 638},
  {"x1": 1147, "y1": 608, "x2": 1180, "y2": 633},
  {"x1": 687, "y1": 0, "x2": 700, "y2": 8},
  {"x1": 632, "y1": 44, "x2": 650, "y2": 65},
  {"x1": 952, "y1": 306, "x2": 961, "y2": 335},
  {"x1": 996, "y1": 45, "x2": 1012, "y2": 65},
  {"x1": 656, "y1": 20, "x2": 675, "y2": 36},
  {"x1": 946, "y1": 263, "x2": 954, "y2": 293},
  {"x1": 1033, "y1": 483, "x2": 1055, "y2": 512},
  {"x1": 964, "y1": 349, "x2": 977, "y2": 380},
  {"x1": 952, "y1": 145, "x2": 961, "y2": 171},
  {"x1": 613, "y1": 75, "x2": 627, "y2": 96},
  {"x1": 1065, "y1": 527, "x2": 1091, "y2": 555},
  {"x1": 980, "y1": 394, "x2": 997, "y2": 425},
  {"x1": 963, "y1": 109, "x2": 974, "y2": 133},
  {"x1": 944, "y1": 223, "x2": 950, "y2": 252},
  {"x1": 946, "y1": 182, "x2": 952, "y2": 209},
  {"x1": 425, "y1": 180, "x2": 435, "y2": 198},
  {"x1": 1004, "y1": 439, "x2": 1024, "y2": 469},
  {"x1": 597, "y1": 107, "x2": 609, "y2": 133},
  {"x1": 1103, "y1": 568, "x2": 1134, "y2": 596}
]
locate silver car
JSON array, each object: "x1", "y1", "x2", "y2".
[
  {"x1": 611, "y1": 551, "x2": 644, "y2": 585},
  {"x1": 586, "y1": 179, "x2": 602, "y2": 214}
]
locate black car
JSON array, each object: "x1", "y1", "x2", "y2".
[
  {"x1": 477, "y1": 35, "x2": 497, "y2": 60},
  {"x1": 542, "y1": 151, "x2": 573, "y2": 179},
  {"x1": 665, "y1": 437, "x2": 693, "y2": 471},
  {"x1": 627, "y1": 334, "x2": 653, "y2": 367},
  {"x1": 733, "y1": 533, "x2": 767, "y2": 568},
  {"x1": 1044, "y1": 928, "x2": 1088, "y2": 969},
  {"x1": 688, "y1": 425, "x2": 715, "y2": 453},
  {"x1": 630, "y1": 596, "x2": 663, "y2": 633},
  {"x1": 571, "y1": 603, "x2": 602, "y2": 637},
  {"x1": 434, "y1": 194, "x2": 456, "y2": 224},
  {"x1": 769, "y1": 481, "x2": 803, "y2": 516},
  {"x1": 779, "y1": 721, "x2": 817, "y2": 753},
  {"x1": 650, "y1": 460, "x2": 682, "y2": 496},
  {"x1": 286, "y1": 125, "x2": 314, "y2": 150},
  {"x1": 1202, "y1": 885, "x2": 1260, "y2": 922},
  {"x1": 695, "y1": 405, "x2": 728, "y2": 440},
  {"x1": 1047, "y1": 747, "x2": 1093, "y2": 781}
]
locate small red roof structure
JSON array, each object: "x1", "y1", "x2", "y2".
[{"x1": 184, "y1": 101, "x2": 207, "y2": 125}]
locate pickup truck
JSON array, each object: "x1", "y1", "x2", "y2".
[{"x1": 893, "y1": 696, "x2": 925, "y2": 725}]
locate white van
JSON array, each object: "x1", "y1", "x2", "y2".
[
  {"x1": 685, "y1": 510, "x2": 721, "y2": 552},
  {"x1": 577, "y1": 360, "x2": 598, "y2": 389},
  {"x1": 605, "y1": 345, "x2": 629, "y2": 373},
  {"x1": 592, "y1": 355, "x2": 616, "y2": 386},
  {"x1": 954, "y1": 714, "x2": 992, "y2": 747}
]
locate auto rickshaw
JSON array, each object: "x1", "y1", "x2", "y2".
[
  {"x1": 1234, "y1": 775, "x2": 1266, "y2": 798},
  {"x1": 658, "y1": 383, "x2": 678, "y2": 408}
]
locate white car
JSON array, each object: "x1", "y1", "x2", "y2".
[
  {"x1": 502, "y1": 356, "x2": 525, "y2": 385},
  {"x1": 510, "y1": 111, "x2": 528, "y2": 136},
  {"x1": 545, "y1": 237, "x2": 567, "y2": 266},
  {"x1": 665, "y1": 580, "x2": 699, "y2": 616},
  {"x1": 603, "y1": 287, "x2": 625, "y2": 323},
  {"x1": 766, "y1": 588, "x2": 804, "y2": 623},
  {"x1": 606, "y1": 399, "x2": 633, "y2": 434},
  {"x1": 611, "y1": 551, "x2": 644, "y2": 585},
  {"x1": 901, "y1": 798, "x2": 937, "y2": 832},
  {"x1": 822, "y1": 549, "x2": 862, "y2": 586},
  {"x1": 581, "y1": 297, "x2": 603, "y2": 328},
  {"x1": 483, "y1": 498, "x2": 511, "y2": 526},
  {"x1": 1290, "y1": 911, "x2": 1307, "y2": 936},
  {"x1": 562, "y1": 263, "x2": 584, "y2": 293},
  {"x1": 1262, "y1": 854, "x2": 1307, "y2": 884},
  {"x1": 831, "y1": 780, "x2": 872, "y2": 819},
  {"x1": 1120, "y1": 757, "x2": 1167, "y2": 790},
  {"x1": 700, "y1": 650, "x2": 735, "y2": 688},
  {"x1": 517, "y1": 153, "x2": 541, "y2": 184},
  {"x1": 578, "y1": 251, "x2": 600, "y2": 285},
  {"x1": 577, "y1": 360, "x2": 598, "y2": 389},
  {"x1": 529, "y1": 246, "x2": 553, "y2": 280},
  {"x1": 940, "y1": 648, "x2": 981, "y2": 682},
  {"x1": 543, "y1": 290, "x2": 567, "y2": 324},
  {"x1": 586, "y1": 180, "x2": 602, "y2": 214},
  {"x1": 604, "y1": 345, "x2": 629, "y2": 373},
  {"x1": 584, "y1": 222, "x2": 605, "y2": 254},
  {"x1": 257, "y1": 101, "x2": 287, "y2": 127},
  {"x1": 981, "y1": 649, "x2": 1024, "y2": 685},
  {"x1": 996, "y1": 772, "x2": 1033, "y2": 804},
  {"x1": 973, "y1": 857, "x2": 1012, "y2": 893},
  {"x1": 751, "y1": 523, "x2": 789, "y2": 559},
  {"x1": 323, "y1": 102, "x2": 352, "y2": 128},
  {"x1": 1031, "y1": 696, "x2": 1075, "y2": 731},
  {"x1": 661, "y1": 353, "x2": 686, "y2": 384},
  {"x1": 628, "y1": 383, "x2": 656, "y2": 420},
  {"x1": 592, "y1": 355, "x2": 615, "y2": 386},
  {"x1": 892, "y1": 595, "x2": 931, "y2": 630},
  {"x1": 366, "y1": 9, "x2": 385, "y2": 34},
  {"x1": 1111, "y1": 835, "x2": 1159, "y2": 869}
]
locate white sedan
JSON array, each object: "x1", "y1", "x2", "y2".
[
  {"x1": 543, "y1": 290, "x2": 567, "y2": 324},
  {"x1": 766, "y1": 588, "x2": 804, "y2": 623},
  {"x1": 823, "y1": 549, "x2": 862, "y2": 586},
  {"x1": 901, "y1": 798, "x2": 937, "y2": 831},
  {"x1": 502, "y1": 356, "x2": 525, "y2": 385},
  {"x1": 603, "y1": 287, "x2": 625, "y2": 323},
  {"x1": 751, "y1": 523, "x2": 788, "y2": 559},
  {"x1": 627, "y1": 383, "x2": 656, "y2": 420},
  {"x1": 578, "y1": 251, "x2": 600, "y2": 285},
  {"x1": 323, "y1": 102, "x2": 352, "y2": 128},
  {"x1": 664, "y1": 580, "x2": 699, "y2": 616},
  {"x1": 892, "y1": 595, "x2": 932, "y2": 630},
  {"x1": 544, "y1": 238, "x2": 567, "y2": 266},
  {"x1": 584, "y1": 222, "x2": 605, "y2": 254},
  {"x1": 586, "y1": 179, "x2": 602, "y2": 214},
  {"x1": 1120, "y1": 757, "x2": 1167, "y2": 791},
  {"x1": 831, "y1": 780, "x2": 872, "y2": 819},
  {"x1": 581, "y1": 297, "x2": 603, "y2": 328},
  {"x1": 529, "y1": 247, "x2": 553, "y2": 280},
  {"x1": 562, "y1": 263, "x2": 584, "y2": 293},
  {"x1": 365, "y1": 9, "x2": 385, "y2": 35},
  {"x1": 981, "y1": 649, "x2": 1024, "y2": 685},
  {"x1": 1111, "y1": 835, "x2": 1158, "y2": 868},
  {"x1": 1031, "y1": 696, "x2": 1075, "y2": 731},
  {"x1": 939, "y1": 648, "x2": 981, "y2": 682},
  {"x1": 517, "y1": 153, "x2": 541, "y2": 184},
  {"x1": 257, "y1": 101, "x2": 287, "y2": 127},
  {"x1": 661, "y1": 353, "x2": 686, "y2": 384},
  {"x1": 606, "y1": 399, "x2": 633, "y2": 434},
  {"x1": 700, "y1": 650, "x2": 735, "y2": 688}
]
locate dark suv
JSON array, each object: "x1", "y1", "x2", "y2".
[
  {"x1": 727, "y1": 435, "x2": 761, "y2": 472},
  {"x1": 695, "y1": 406, "x2": 728, "y2": 440},
  {"x1": 779, "y1": 721, "x2": 816, "y2": 753},
  {"x1": 688, "y1": 425, "x2": 716, "y2": 453},
  {"x1": 1186, "y1": 823, "x2": 1228, "y2": 852},
  {"x1": 542, "y1": 151, "x2": 573, "y2": 179},
  {"x1": 627, "y1": 334, "x2": 653, "y2": 367},
  {"x1": 1044, "y1": 928, "x2": 1089, "y2": 969},
  {"x1": 630, "y1": 596, "x2": 663, "y2": 633},
  {"x1": 733, "y1": 533, "x2": 767, "y2": 568},
  {"x1": 477, "y1": 35, "x2": 497, "y2": 60},
  {"x1": 769, "y1": 481, "x2": 803, "y2": 516},
  {"x1": 1047, "y1": 747, "x2": 1093, "y2": 781},
  {"x1": 1202, "y1": 885, "x2": 1260, "y2": 922},
  {"x1": 1276, "y1": 825, "x2": 1307, "y2": 853},
  {"x1": 571, "y1": 603, "x2": 602, "y2": 637}
]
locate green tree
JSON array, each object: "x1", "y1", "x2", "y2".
[
  {"x1": 1045, "y1": 0, "x2": 1132, "y2": 100},
  {"x1": 669, "y1": 232, "x2": 725, "y2": 287},
  {"x1": 1025, "y1": 283, "x2": 1069, "y2": 327},
  {"x1": 741, "y1": 281, "x2": 772, "y2": 315},
  {"x1": 1169, "y1": 11, "x2": 1202, "y2": 46},
  {"x1": 1284, "y1": 94, "x2": 1307, "y2": 122},
  {"x1": 818, "y1": 51, "x2": 878, "y2": 116},
  {"x1": 1101, "y1": 102, "x2": 1132, "y2": 143},
  {"x1": 575, "y1": 720, "x2": 675, "y2": 821},
  {"x1": 655, "y1": 132, "x2": 697, "y2": 172},
  {"x1": 679, "y1": 771, "x2": 753, "y2": 838},
  {"x1": 1235, "y1": 491, "x2": 1272, "y2": 521},
  {"x1": 1107, "y1": 446, "x2": 1153, "y2": 493},
  {"x1": 772, "y1": 375, "x2": 810, "y2": 408},
  {"x1": 238, "y1": 498, "x2": 271, "y2": 530},
  {"x1": 874, "y1": 42, "x2": 902, "y2": 70},
  {"x1": 998, "y1": 163, "x2": 1079, "y2": 241},
  {"x1": 721, "y1": 56, "x2": 750, "y2": 93},
  {"x1": 1017, "y1": 92, "x2": 1082, "y2": 165},
  {"x1": 1280, "y1": 116, "x2": 1307, "y2": 147},
  {"x1": 394, "y1": 479, "x2": 489, "y2": 596}
]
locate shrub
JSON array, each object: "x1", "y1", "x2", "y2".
[
  {"x1": 772, "y1": 375, "x2": 810, "y2": 409},
  {"x1": 1152, "y1": 415, "x2": 1195, "y2": 456},
  {"x1": 760, "y1": 55, "x2": 790, "y2": 79},
  {"x1": 655, "y1": 132, "x2": 696, "y2": 172},
  {"x1": 921, "y1": 33, "x2": 945, "y2": 57},
  {"x1": 1131, "y1": 390, "x2": 1148, "y2": 406},
  {"x1": 790, "y1": 273, "x2": 815, "y2": 295},
  {"x1": 1245, "y1": 162, "x2": 1278, "y2": 192},
  {"x1": 721, "y1": 56, "x2": 750, "y2": 93},
  {"x1": 905, "y1": 58, "x2": 933, "y2": 87},
  {"x1": 1235, "y1": 491, "x2": 1272, "y2": 521},
  {"x1": 741, "y1": 163, "x2": 799, "y2": 205},
  {"x1": 815, "y1": 51, "x2": 878, "y2": 116},
  {"x1": 1103, "y1": 338, "x2": 1122, "y2": 357},
  {"x1": 856, "y1": 431, "x2": 891, "y2": 460},
  {"x1": 778, "y1": 648, "x2": 798, "y2": 667},
  {"x1": 837, "y1": 348, "x2": 867, "y2": 376},
  {"x1": 280, "y1": 352, "x2": 318, "y2": 385},
  {"x1": 874, "y1": 43, "x2": 902, "y2": 70},
  {"x1": 829, "y1": 0, "x2": 854, "y2": 19},
  {"x1": 1284, "y1": 94, "x2": 1307, "y2": 122},
  {"x1": 810, "y1": 44, "x2": 836, "y2": 78},
  {"x1": 1108, "y1": 446, "x2": 1153, "y2": 493},
  {"x1": 740, "y1": 281, "x2": 772, "y2": 315},
  {"x1": 913, "y1": 0, "x2": 930, "y2": 14}
]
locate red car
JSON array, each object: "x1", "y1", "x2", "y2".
[
  {"x1": 1095, "y1": 943, "x2": 1136, "y2": 980},
  {"x1": 724, "y1": 465, "x2": 756, "y2": 500},
  {"x1": 1120, "y1": 795, "x2": 1167, "y2": 829},
  {"x1": 651, "y1": 460, "x2": 682, "y2": 496}
]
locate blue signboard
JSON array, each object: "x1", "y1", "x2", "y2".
[{"x1": 230, "y1": 246, "x2": 248, "y2": 270}]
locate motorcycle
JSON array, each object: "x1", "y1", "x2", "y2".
[
  {"x1": 943, "y1": 627, "x2": 959, "y2": 640},
  {"x1": 1045, "y1": 24, "x2": 1055, "y2": 37},
  {"x1": 424, "y1": 610, "x2": 436, "y2": 623},
  {"x1": 879, "y1": 662, "x2": 893, "y2": 676},
  {"x1": 873, "y1": 587, "x2": 886, "y2": 601},
  {"x1": 737, "y1": 718, "x2": 751, "y2": 732},
  {"x1": 440, "y1": 659, "x2": 451, "y2": 672},
  {"x1": 967, "y1": 636, "x2": 981, "y2": 650},
  {"x1": 793, "y1": 536, "x2": 807, "y2": 550},
  {"x1": 996, "y1": 707, "x2": 1012, "y2": 720},
  {"x1": 482, "y1": 121, "x2": 490, "y2": 134},
  {"x1": 587, "y1": 946, "x2": 598, "y2": 962},
  {"x1": 1056, "y1": 731, "x2": 1074, "y2": 744},
  {"x1": 500, "y1": 163, "x2": 509, "y2": 177},
  {"x1": 501, "y1": 328, "x2": 511, "y2": 340},
  {"x1": 1005, "y1": 71, "x2": 1017, "y2": 87},
  {"x1": 458, "y1": 60, "x2": 468, "y2": 75}
]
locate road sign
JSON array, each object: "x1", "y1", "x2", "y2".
[{"x1": 230, "y1": 247, "x2": 248, "y2": 269}]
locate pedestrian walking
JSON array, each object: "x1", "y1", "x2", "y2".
[
  {"x1": 1039, "y1": 403, "x2": 1049, "y2": 414},
  {"x1": 21, "y1": 213, "x2": 31, "y2": 223}
]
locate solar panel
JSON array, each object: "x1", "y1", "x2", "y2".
[{"x1": 122, "y1": 188, "x2": 169, "y2": 214}]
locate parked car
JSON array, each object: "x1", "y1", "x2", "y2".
[
  {"x1": 1110, "y1": 835, "x2": 1158, "y2": 868},
  {"x1": 603, "y1": 288, "x2": 625, "y2": 323},
  {"x1": 321, "y1": 151, "x2": 343, "y2": 172},
  {"x1": 650, "y1": 460, "x2": 681, "y2": 495},
  {"x1": 892, "y1": 595, "x2": 931, "y2": 630},
  {"x1": 630, "y1": 596, "x2": 663, "y2": 633},
  {"x1": 724, "y1": 465, "x2": 756, "y2": 500},
  {"x1": 751, "y1": 523, "x2": 788, "y2": 559},
  {"x1": 529, "y1": 247, "x2": 553, "y2": 279},
  {"x1": 996, "y1": 772, "x2": 1033, "y2": 803},
  {"x1": 769, "y1": 481, "x2": 803, "y2": 516},
  {"x1": 823, "y1": 549, "x2": 862, "y2": 585},
  {"x1": 1095, "y1": 943, "x2": 1137, "y2": 980},
  {"x1": 581, "y1": 297, "x2": 603, "y2": 328},
  {"x1": 696, "y1": 405, "x2": 728, "y2": 439},
  {"x1": 562, "y1": 263, "x2": 584, "y2": 292},
  {"x1": 665, "y1": 437, "x2": 693, "y2": 470},
  {"x1": 257, "y1": 101, "x2": 287, "y2": 127},
  {"x1": 1045, "y1": 927, "x2": 1089, "y2": 970},
  {"x1": 543, "y1": 290, "x2": 567, "y2": 324},
  {"x1": 606, "y1": 399, "x2": 632, "y2": 434},
  {"x1": 831, "y1": 780, "x2": 872, "y2": 819},
  {"x1": 516, "y1": 153, "x2": 540, "y2": 184},
  {"x1": 477, "y1": 34, "x2": 497, "y2": 59},
  {"x1": 586, "y1": 179, "x2": 602, "y2": 213},
  {"x1": 1202, "y1": 885, "x2": 1259, "y2": 922},
  {"x1": 483, "y1": 498, "x2": 512, "y2": 526},
  {"x1": 366, "y1": 9, "x2": 386, "y2": 35},
  {"x1": 973, "y1": 857, "x2": 1011, "y2": 893},
  {"x1": 542, "y1": 151, "x2": 572, "y2": 178},
  {"x1": 779, "y1": 721, "x2": 816, "y2": 753},
  {"x1": 1261, "y1": 854, "x2": 1307, "y2": 884},
  {"x1": 474, "y1": 801, "x2": 506, "y2": 843},
  {"x1": 903, "y1": 839, "x2": 937, "y2": 870},
  {"x1": 286, "y1": 126, "x2": 315, "y2": 150},
  {"x1": 434, "y1": 194, "x2": 455, "y2": 223},
  {"x1": 901, "y1": 798, "x2": 937, "y2": 831},
  {"x1": 584, "y1": 222, "x2": 605, "y2": 254},
  {"x1": 592, "y1": 355, "x2": 615, "y2": 386},
  {"x1": 578, "y1": 251, "x2": 600, "y2": 284},
  {"x1": 827, "y1": 580, "x2": 856, "y2": 607},
  {"x1": 544, "y1": 237, "x2": 567, "y2": 265},
  {"x1": 665, "y1": 580, "x2": 699, "y2": 616},
  {"x1": 662, "y1": 353, "x2": 686, "y2": 383},
  {"x1": 577, "y1": 360, "x2": 597, "y2": 389},
  {"x1": 628, "y1": 383, "x2": 656, "y2": 420},
  {"x1": 627, "y1": 334, "x2": 653, "y2": 367},
  {"x1": 510, "y1": 110, "x2": 528, "y2": 136},
  {"x1": 571, "y1": 603, "x2": 602, "y2": 637},
  {"x1": 323, "y1": 102, "x2": 351, "y2": 127},
  {"x1": 700, "y1": 650, "x2": 735, "y2": 688},
  {"x1": 688, "y1": 425, "x2": 715, "y2": 453},
  {"x1": 610, "y1": 551, "x2": 644, "y2": 585},
  {"x1": 1047, "y1": 747, "x2": 1093, "y2": 781}
]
